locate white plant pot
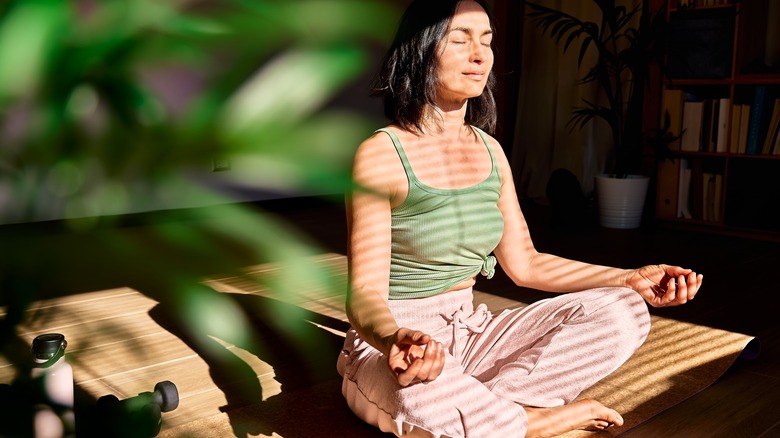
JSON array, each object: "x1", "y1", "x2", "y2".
[{"x1": 594, "y1": 174, "x2": 650, "y2": 229}]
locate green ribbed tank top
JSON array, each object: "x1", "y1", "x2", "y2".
[{"x1": 379, "y1": 127, "x2": 504, "y2": 299}]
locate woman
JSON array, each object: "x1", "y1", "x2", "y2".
[{"x1": 337, "y1": 1, "x2": 703, "y2": 437}]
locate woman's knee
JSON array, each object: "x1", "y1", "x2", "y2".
[
  {"x1": 581, "y1": 287, "x2": 650, "y2": 346},
  {"x1": 597, "y1": 287, "x2": 651, "y2": 353},
  {"x1": 618, "y1": 287, "x2": 651, "y2": 342}
]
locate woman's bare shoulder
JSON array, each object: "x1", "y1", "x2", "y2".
[
  {"x1": 354, "y1": 128, "x2": 397, "y2": 168},
  {"x1": 473, "y1": 128, "x2": 510, "y2": 169},
  {"x1": 353, "y1": 126, "x2": 407, "y2": 194}
]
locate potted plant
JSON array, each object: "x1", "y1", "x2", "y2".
[{"x1": 526, "y1": 0, "x2": 670, "y2": 228}]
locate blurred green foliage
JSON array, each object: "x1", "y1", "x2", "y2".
[
  {"x1": 0, "y1": 0, "x2": 400, "y2": 399},
  {"x1": 0, "y1": 0, "x2": 399, "y2": 223}
]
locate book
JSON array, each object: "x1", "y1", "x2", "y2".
[
  {"x1": 738, "y1": 103, "x2": 751, "y2": 154},
  {"x1": 702, "y1": 172, "x2": 712, "y2": 221},
  {"x1": 681, "y1": 100, "x2": 704, "y2": 152},
  {"x1": 745, "y1": 85, "x2": 772, "y2": 155},
  {"x1": 762, "y1": 98, "x2": 780, "y2": 155},
  {"x1": 690, "y1": 161, "x2": 704, "y2": 220},
  {"x1": 729, "y1": 103, "x2": 742, "y2": 153},
  {"x1": 662, "y1": 89, "x2": 685, "y2": 151},
  {"x1": 677, "y1": 159, "x2": 692, "y2": 219},
  {"x1": 716, "y1": 97, "x2": 730, "y2": 153},
  {"x1": 702, "y1": 173, "x2": 722, "y2": 222},
  {"x1": 713, "y1": 173, "x2": 723, "y2": 222},
  {"x1": 773, "y1": 126, "x2": 780, "y2": 155},
  {"x1": 773, "y1": 114, "x2": 780, "y2": 155},
  {"x1": 701, "y1": 98, "x2": 713, "y2": 152}
]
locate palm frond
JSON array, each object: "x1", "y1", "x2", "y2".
[
  {"x1": 526, "y1": 2, "x2": 600, "y2": 53},
  {"x1": 615, "y1": 4, "x2": 642, "y2": 33},
  {"x1": 527, "y1": 0, "x2": 670, "y2": 175},
  {"x1": 575, "y1": 34, "x2": 595, "y2": 67},
  {"x1": 568, "y1": 99, "x2": 617, "y2": 133}
]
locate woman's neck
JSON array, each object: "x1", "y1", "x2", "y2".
[{"x1": 422, "y1": 101, "x2": 470, "y2": 139}]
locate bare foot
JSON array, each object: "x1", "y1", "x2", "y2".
[{"x1": 524, "y1": 399, "x2": 623, "y2": 438}]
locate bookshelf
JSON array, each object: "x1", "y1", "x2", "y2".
[{"x1": 655, "y1": 0, "x2": 780, "y2": 239}]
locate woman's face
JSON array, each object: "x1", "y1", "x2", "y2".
[{"x1": 435, "y1": 0, "x2": 494, "y2": 107}]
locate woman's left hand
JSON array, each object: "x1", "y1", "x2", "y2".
[{"x1": 629, "y1": 264, "x2": 703, "y2": 307}]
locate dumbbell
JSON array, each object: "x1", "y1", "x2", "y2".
[{"x1": 95, "y1": 380, "x2": 178, "y2": 437}]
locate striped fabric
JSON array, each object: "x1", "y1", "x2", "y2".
[{"x1": 337, "y1": 287, "x2": 650, "y2": 437}]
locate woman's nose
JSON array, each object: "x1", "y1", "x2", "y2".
[{"x1": 471, "y1": 43, "x2": 490, "y2": 63}]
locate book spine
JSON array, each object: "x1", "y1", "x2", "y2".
[
  {"x1": 745, "y1": 86, "x2": 767, "y2": 155},
  {"x1": 716, "y1": 98, "x2": 729, "y2": 153}
]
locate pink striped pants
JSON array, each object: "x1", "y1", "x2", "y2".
[{"x1": 337, "y1": 287, "x2": 651, "y2": 437}]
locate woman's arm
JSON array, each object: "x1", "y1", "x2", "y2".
[
  {"x1": 345, "y1": 133, "x2": 400, "y2": 355},
  {"x1": 489, "y1": 136, "x2": 702, "y2": 305},
  {"x1": 346, "y1": 132, "x2": 446, "y2": 385}
]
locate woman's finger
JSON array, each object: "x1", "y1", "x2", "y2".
[
  {"x1": 417, "y1": 341, "x2": 443, "y2": 381},
  {"x1": 396, "y1": 357, "x2": 424, "y2": 387}
]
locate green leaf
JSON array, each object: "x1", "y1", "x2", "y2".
[{"x1": 0, "y1": 0, "x2": 68, "y2": 103}]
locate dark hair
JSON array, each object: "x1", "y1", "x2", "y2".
[{"x1": 372, "y1": 0, "x2": 497, "y2": 134}]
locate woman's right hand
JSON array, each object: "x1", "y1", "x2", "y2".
[{"x1": 387, "y1": 328, "x2": 445, "y2": 387}]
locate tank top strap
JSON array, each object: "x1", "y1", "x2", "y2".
[
  {"x1": 376, "y1": 128, "x2": 418, "y2": 183},
  {"x1": 471, "y1": 126, "x2": 502, "y2": 184}
]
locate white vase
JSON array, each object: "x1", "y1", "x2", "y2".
[{"x1": 594, "y1": 174, "x2": 650, "y2": 229}]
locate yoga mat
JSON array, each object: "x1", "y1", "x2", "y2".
[{"x1": 159, "y1": 253, "x2": 757, "y2": 437}]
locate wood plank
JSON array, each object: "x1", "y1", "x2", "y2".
[
  {"x1": 72, "y1": 332, "x2": 200, "y2": 384},
  {"x1": 620, "y1": 371, "x2": 780, "y2": 438},
  {"x1": 0, "y1": 289, "x2": 160, "y2": 382},
  {"x1": 10, "y1": 289, "x2": 157, "y2": 340},
  {"x1": 0, "y1": 253, "x2": 763, "y2": 437}
]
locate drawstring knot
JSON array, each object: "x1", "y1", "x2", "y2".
[
  {"x1": 442, "y1": 304, "x2": 490, "y2": 359},
  {"x1": 480, "y1": 255, "x2": 497, "y2": 279}
]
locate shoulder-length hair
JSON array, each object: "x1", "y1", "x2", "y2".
[{"x1": 371, "y1": 0, "x2": 497, "y2": 134}]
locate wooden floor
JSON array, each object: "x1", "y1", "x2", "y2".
[
  {"x1": 282, "y1": 198, "x2": 780, "y2": 438},
  {"x1": 2, "y1": 196, "x2": 779, "y2": 437}
]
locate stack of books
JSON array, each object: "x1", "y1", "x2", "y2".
[{"x1": 663, "y1": 86, "x2": 780, "y2": 156}]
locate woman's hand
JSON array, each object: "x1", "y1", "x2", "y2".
[
  {"x1": 387, "y1": 328, "x2": 445, "y2": 387},
  {"x1": 629, "y1": 264, "x2": 703, "y2": 307}
]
